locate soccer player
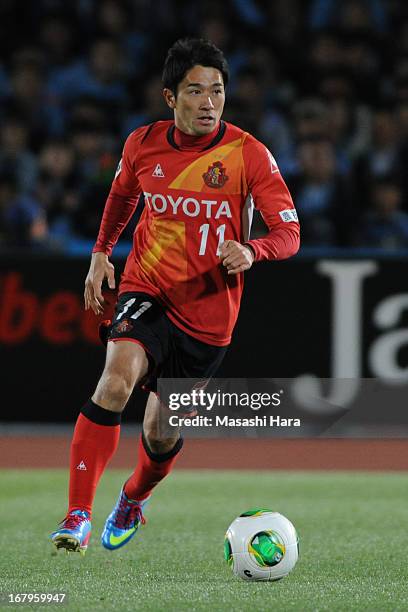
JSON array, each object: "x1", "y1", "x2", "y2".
[{"x1": 51, "y1": 38, "x2": 300, "y2": 554}]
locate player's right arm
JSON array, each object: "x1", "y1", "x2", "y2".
[
  {"x1": 84, "y1": 128, "x2": 145, "y2": 314},
  {"x1": 84, "y1": 252, "x2": 116, "y2": 314}
]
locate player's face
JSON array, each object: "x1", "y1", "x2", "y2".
[{"x1": 164, "y1": 65, "x2": 225, "y2": 136}]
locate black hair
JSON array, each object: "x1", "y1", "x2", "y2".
[{"x1": 162, "y1": 37, "x2": 229, "y2": 96}]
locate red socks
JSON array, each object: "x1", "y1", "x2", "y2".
[
  {"x1": 67, "y1": 401, "x2": 183, "y2": 516},
  {"x1": 124, "y1": 433, "x2": 183, "y2": 501},
  {"x1": 68, "y1": 401, "x2": 121, "y2": 517}
]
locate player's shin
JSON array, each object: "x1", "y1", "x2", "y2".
[
  {"x1": 68, "y1": 399, "x2": 121, "y2": 517},
  {"x1": 123, "y1": 432, "x2": 183, "y2": 501}
]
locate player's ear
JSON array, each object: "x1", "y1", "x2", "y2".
[{"x1": 163, "y1": 88, "x2": 176, "y2": 109}]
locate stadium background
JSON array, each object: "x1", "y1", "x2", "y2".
[
  {"x1": 1, "y1": 0, "x2": 407, "y2": 434},
  {"x1": 1, "y1": 2, "x2": 408, "y2": 610}
]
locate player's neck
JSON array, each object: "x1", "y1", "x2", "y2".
[{"x1": 173, "y1": 123, "x2": 220, "y2": 151}]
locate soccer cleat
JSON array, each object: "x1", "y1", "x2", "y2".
[
  {"x1": 101, "y1": 489, "x2": 148, "y2": 551},
  {"x1": 51, "y1": 510, "x2": 91, "y2": 555}
]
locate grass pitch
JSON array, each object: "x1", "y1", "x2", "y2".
[{"x1": 1, "y1": 470, "x2": 408, "y2": 611}]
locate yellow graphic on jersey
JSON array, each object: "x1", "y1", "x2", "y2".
[
  {"x1": 139, "y1": 217, "x2": 188, "y2": 287},
  {"x1": 169, "y1": 138, "x2": 245, "y2": 194}
]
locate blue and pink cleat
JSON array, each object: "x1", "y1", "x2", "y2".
[
  {"x1": 51, "y1": 510, "x2": 91, "y2": 555},
  {"x1": 101, "y1": 489, "x2": 148, "y2": 551}
]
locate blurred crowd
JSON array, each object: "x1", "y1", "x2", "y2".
[{"x1": 1, "y1": 0, "x2": 408, "y2": 253}]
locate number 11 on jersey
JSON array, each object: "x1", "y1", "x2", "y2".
[{"x1": 198, "y1": 223, "x2": 226, "y2": 256}]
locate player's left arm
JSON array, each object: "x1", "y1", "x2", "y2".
[{"x1": 241, "y1": 135, "x2": 300, "y2": 262}]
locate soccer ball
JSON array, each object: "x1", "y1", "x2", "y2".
[{"x1": 224, "y1": 508, "x2": 299, "y2": 581}]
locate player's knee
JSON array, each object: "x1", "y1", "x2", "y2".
[
  {"x1": 144, "y1": 429, "x2": 179, "y2": 455},
  {"x1": 93, "y1": 371, "x2": 134, "y2": 412}
]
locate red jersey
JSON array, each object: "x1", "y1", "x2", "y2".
[{"x1": 94, "y1": 120, "x2": 300, "y2": 346}]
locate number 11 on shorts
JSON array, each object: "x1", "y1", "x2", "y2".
[{"x1": 199, "y1": 223, "x2": 226, "y2": 256}]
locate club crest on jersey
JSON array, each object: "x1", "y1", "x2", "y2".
[
  {"x1": 202, "y1": 161, "x2": 229, "y2": 189},
  {"x1": 114, "y1": 319, "x2": 133, "y2": 333}
]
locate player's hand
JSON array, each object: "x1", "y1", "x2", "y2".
[
  {"x1": 219, "y1": 240, "x2": 254, "y2": 275},
  {"x1": 84, "y1": 252, "x2": 116, "y2": 314}
]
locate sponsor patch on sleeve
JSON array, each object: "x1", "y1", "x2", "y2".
[{"x1": 279, "y1": 209, "x2": 299, "y2": 223}]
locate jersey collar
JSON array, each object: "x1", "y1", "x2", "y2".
[{"x1": 167, "y1": 121, "x2": 226, "y2": 152}]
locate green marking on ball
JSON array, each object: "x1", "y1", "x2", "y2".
[
  {"x1": 223, "y1": 535, "x2": 233, "y2": 566},
  {"x1": 239, "y1": 508, "x2": 273, "y2": 517},
  {"x1": 249, "y1": 530, "x2": 286, "y2": 567}
]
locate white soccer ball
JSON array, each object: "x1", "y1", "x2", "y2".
[{"x1": 224, "y1": 508, "x2": 299, "y2": 581}]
